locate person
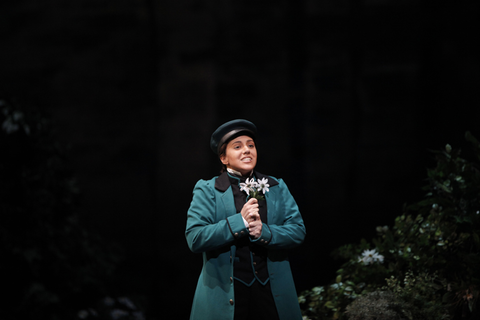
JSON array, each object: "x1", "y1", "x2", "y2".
[{"x1": 185, "y1": 119, "x2": 306, "y2": 320}]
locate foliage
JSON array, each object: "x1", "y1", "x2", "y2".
[
  {"x1": 76, "y1": 296, "x2": 146, "y2": 320},
  {"x1": 0, "y1": 97, "x2": 121, "y2": 319},
  {"x1": 344, "y1": 290, "x2": 407, "y2": 320},
  {"x1": 345, "y1": 271, "x2": 449, "y2": 320},
  {"x1": 299, "y1": 132, "x2": 480, "y2": 320},
  {"x1": 384, "y1": 271, "x2": 449, "y2": 320}
]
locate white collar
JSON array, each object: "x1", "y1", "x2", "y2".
[{"x1": 226, "y1": 168, "x2": 253, "y2": 178}]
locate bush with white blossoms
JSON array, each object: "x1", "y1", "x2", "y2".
[
  {"x1": 299, "y1": 133, "x2": 480, "y2": 320},
  {"x1": 240, "y1": 177, "x2": 269, "y2": 200}
]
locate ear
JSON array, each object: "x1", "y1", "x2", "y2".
[{"x1": 220, "y1": 154, "x2": 228, "y2": 165}]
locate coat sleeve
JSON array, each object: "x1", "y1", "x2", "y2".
[
  {"x1": 253, "y1": 178, "x2": 305, "y2": 249},
  {"x1": 185, "y1": 179, "x2": 248, "y2": 253}
]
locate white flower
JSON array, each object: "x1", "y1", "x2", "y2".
[
  {"x1": 375, "y1": 253, "x2": 384, "y2": 263},
  {"x1": 358, "y1": 249, "x2": 384, "y2": 265},
  {"x1": 247, "y1": 178, "x2": 258, "y2": 189},
  {"x1": 241, "y1": 179, "x2": 253, "y2": 192},
  {"x1": 239, "y1": 180, "x2": 252, "y2": 193},
  {"x1": 257, "y1": 177, "x2": 270, "y2": 194}
]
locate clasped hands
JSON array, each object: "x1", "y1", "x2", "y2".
[{"x1": 241, "y1": 198, "x2": 262, "y2": 239}]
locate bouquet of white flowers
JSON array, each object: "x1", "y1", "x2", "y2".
[{"x1": 239, "y1": 177, "x2": 269, "y2": 200}]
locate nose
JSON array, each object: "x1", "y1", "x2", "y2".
[{"x1": 243, "y1": 145, "x2": 250, "y2": 153}]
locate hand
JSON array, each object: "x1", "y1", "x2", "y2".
[
  {"x1": 248, "y1": 219, "x2": 263, "y2": 239},
  {"x1": 241, "y1": 198, "x2": 259, "y2": 223}
]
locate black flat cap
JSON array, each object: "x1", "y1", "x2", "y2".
[{"x1": 210, "y1": 119, "x2": 257, "y2": 154}]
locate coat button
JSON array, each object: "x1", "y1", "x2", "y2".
[
  {"x1": 230, "y1": 277, "x2": 233, "y2": 282},
  {"x1": 229, "y1": 299, "x2": 234, "y2": 305}
]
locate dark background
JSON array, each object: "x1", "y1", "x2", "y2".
[{"x1": 1, "y1": 0, "x2": 479, "y2": 319}]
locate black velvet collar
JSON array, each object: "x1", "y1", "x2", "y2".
[{"x1": 214, "y1": 170, "x2": 279, "y2": 192}]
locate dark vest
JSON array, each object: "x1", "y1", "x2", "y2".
[{"x1": 227, "y1": 172, "x2": 269, "y2": 285}]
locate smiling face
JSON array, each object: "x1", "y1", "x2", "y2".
[{"x1": 220, "y1": 135, "x2": 257, "y2": 176}]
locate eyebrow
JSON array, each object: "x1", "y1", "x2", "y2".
[{"x1": 232, "y1": 139, "x2": 254, "y2": 144}]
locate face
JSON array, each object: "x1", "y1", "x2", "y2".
[{"x1": 220, "y1": 135, "x2": 257, "y2": 176}]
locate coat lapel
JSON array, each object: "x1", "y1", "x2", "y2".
[
  {"x1": 214, "y1": 171, "x2": 231, "y2": 192},
  {"x1": 215, "y1": 172, "x2": 236, "y2": 218}
]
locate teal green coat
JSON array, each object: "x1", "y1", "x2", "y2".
[{"x1": 185, "y1": 171, "x2": 306, "y2": 320}]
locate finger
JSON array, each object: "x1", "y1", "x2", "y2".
[
  {"x1": 250, "y1": 211, "x2": 260, "y2": 218},
  {"x1": 247, "y1": 202, "x2": 258, "y2": 209},
  {"x1": 248, "y1": 209, "x2": 258, "y2": 217},
  {"x1": 249, "y1": 213, "x2": 259, "y2": 221},
  {"x1": 249, "y1": 220, "x2": 260, "y2": 227}
]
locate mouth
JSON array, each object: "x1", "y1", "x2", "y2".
[{"x1": 241, "y1": 157, "x2": 253, "y2": 162}]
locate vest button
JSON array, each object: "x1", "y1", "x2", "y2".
[{"x1": 229, "y1": 299, "x2": 234, "y2": 305}]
